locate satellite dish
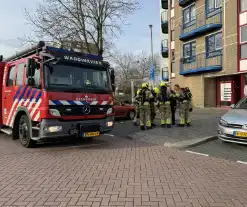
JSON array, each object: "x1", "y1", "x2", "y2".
[{"x1": 244, "y1": 85, "x2": 247, "y2": 97}]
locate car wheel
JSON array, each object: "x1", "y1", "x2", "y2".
[{"x1": 128, "y1": 110, "x2": 135, "y2": 120}]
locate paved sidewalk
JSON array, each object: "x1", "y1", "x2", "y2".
[
  {"x1": 129, "y1": 108, "x2": 229, "y2": 148},
  {"x1": 0, "y1": 136, "x2": 247, "y2": 207}
]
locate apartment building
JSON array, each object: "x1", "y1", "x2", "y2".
[
  {"x1": 161, "y1": 0, "x2": 247, "y2": 108},
  {"x1": 160, "y1": 0, "x2": 169, "y2": 82}
]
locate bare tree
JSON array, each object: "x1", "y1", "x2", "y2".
[
  {"x1": 110, "y1": 51, "x2": 160, "y2": 95},
  {"x1": 21, "y1": 0, "x2": 140, "y2": 56}
]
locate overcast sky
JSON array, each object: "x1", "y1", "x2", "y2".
[{"x1": 0, "y1": 0, "x2": 161, "y2": 58}]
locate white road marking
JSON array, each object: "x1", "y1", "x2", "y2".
[
  {"x1": 186, "y1": 150, "x2": 209, "y2": 157},
  {"x1": 104, "y1": 134, "x2": 115, "y2": 137},
  {"x1": 237, "y1": 160, "x2": 247, "y2": 165}
]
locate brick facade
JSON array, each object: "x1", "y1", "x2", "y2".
[{"x1": 165, "y1": 0, "x2": 238, "y2": 108}]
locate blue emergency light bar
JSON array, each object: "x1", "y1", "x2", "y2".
[{"x1": 45, "y1": 46, "x2": 103, "y2": 61}]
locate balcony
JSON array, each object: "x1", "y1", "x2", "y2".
[
  {"x1": 161, "y1": 10, "x2": 168, "y2": 34},
  {"x1": 161, "y1": 67, "x2": 169, "y2": 81},
  {"x1": 161, "y1": 39, "x2": 168, "y2": 58},
  {"x1": 161, "y1": 0, "x2": 168, "y2": 9},
  {"x1": 180, "y1": 52, "x2": 222, "y2": 75},
  {"x1": 179, "y1": 0, "x2": 195, "y2": 7},
  {"x1": 179, "y1": 10, "x2": 222, "y2": 41}
]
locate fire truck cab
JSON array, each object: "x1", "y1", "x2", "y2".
[{"x1": 0, "y1": 41, "x2": 115, "y2": 148}]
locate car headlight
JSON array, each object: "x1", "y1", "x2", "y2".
[
  {"x1": 106, "y1": 108, "x2": 113, "y2": 114},
  {"x1": 219, "y1": 119, "x2": 228, "y2": 127},
  {"x1": 49, "y1": 109, "x2": 61, "y2": 116}
]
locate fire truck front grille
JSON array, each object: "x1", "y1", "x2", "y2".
[{"x1": 49, "y1": 105, "x2": 110, "y2": 116}]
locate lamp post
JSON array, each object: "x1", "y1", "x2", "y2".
[
  {"x1": 149, "y1": 25, "x2": 154, "y2": 86},
  {"x1": 149, "y1": 25, "x2": 154, "y2": 64}
]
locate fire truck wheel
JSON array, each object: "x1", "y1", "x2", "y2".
[{"x1": 18, "y1": 114, "x2": 35, "y2": 148}]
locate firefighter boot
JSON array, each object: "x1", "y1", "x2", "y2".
[
  {"x1": 166, "y1": 124, "x2": 171, "y2": 128},
  {"x1": 140, "y1": 126, "x2": 145, "y2": 130},
  {"x1": 151, "y1": 123, "x2": 156, "y2": 127},
  {"x1": 161, "y1": 124, "x2": 166, "y2": 128}
]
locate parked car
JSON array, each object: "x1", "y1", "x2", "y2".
[
  {"x1": 218, "y1": 97, "x2": 247, "y2": 145},
  {"x1": 113, "y1": 100, "x2": 136, "y2": 120}
]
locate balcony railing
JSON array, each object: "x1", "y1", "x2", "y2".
[
  {"x1": 161, "y1": 10, "x2": 168, "y2": 34},
  {"x1": 161, "y1": 67, "x2": 169, "y2": 81},
  {"x1": 178, "y1": 0, "x2": 195, "y2": 7},
  {"x1": 161, "y1": 39, "x2": 168, "y2": 58},
  {"x1": 179, "y1": 10, "x2": 222, "y2": 41},
  {"x1": 161, "y1": 0, "x2": 168, "y2": 9},
  {"x1": 180, "y1": 52, "x2": 222, "y2": 75}
]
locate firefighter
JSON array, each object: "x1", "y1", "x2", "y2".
[
  {"x1": 174, "y1": 84, "x2": 193, "y2": 126},
  {"x1": 150, "y1": 86, "x2": 159, "y2": 127},
  {"x1": 135, "y1": 83, "x2": 153, "y2": 130},
  {"x1": 170, "y1": 89, "x2": 177, "y2": 125},
  {"x1": 158, "y1": 81, "x2": 172, "y2": 128},
  {"x1": 133, "y1": 88, "x2": 141, "y2": 126}
]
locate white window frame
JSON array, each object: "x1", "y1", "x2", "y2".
[{"x1": 171, "y1": 0, "x2": 174, "y2": 8}]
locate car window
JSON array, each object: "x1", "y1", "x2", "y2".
[{"x1": 235, "y1": 98, "x2": 247, "y2": 109}]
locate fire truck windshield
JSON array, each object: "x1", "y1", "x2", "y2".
[{"x1": 44, "y1": 62, "x2": 111, "y2": 93}]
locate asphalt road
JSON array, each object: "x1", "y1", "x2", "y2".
[
  {"x1": 0, "y1": 118, "x2": 246, "y2": 163},
  {"x1": 112, "y1": 119, "x2": 247, "y2": 164},
  {"x1": 185, "y1": 139, "x2": 247, "y2": 163}
]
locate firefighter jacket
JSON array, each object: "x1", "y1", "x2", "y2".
[{"x1": 135, "y1": 88, "x2": 153, "y2": 105}]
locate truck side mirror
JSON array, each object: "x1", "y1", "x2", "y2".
[{"x1": 110, "y1": 69, "x2": 115, "y2": 92}]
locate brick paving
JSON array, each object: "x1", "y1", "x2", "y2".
[
  {"x1": 0, "y1": 135, "x2": 247, "y2": 206},
  {"x1": 129, "y1": 108, "x2": 228, "y2": 145}
]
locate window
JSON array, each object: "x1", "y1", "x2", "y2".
[
  {"x1": 32, "y1": 69, "x2": 41, "y2": 88},
  {"x1": 241, "y1": 25, "x2": 247, "y2": 43},
  {"x1": 183, "y1": 41, "x2": 196, "y2": 62},
  {"x1": 183, "y1": 4, "x2": 196, "y2": 27},
  {"x1": 171, "y1": 18, "x2": 174, "y2": 30},
  {"x1": 171, "y1": 61, "x2": 175, "y2": 73},
  {"x1": 206, "y1": 32, "x2": 222, "y2": 57},
  {"x1": 207, "y1": 0, "x2": 222, "y2": 14},
  {"x1": 6, "y1": 66, "x2": 16, "y2": 87},
  {"x1": 235, "y1": 97, "x2": 247, "y2": 109},
  {"x1": 16, "y1": 63, "x2": 25, "y2": 86},
  {"x1": 171, "y1": 18, "x2": 175, "y2": 41},
  {"x1": 241, "y1": 44, "x2": 247, "y2": 59},
  {"x1": 240, "y1": 0, "x2": 247, "y2": 12},
  {"x1": 171, "y1": 50, "x2": 175, "y2": 61},
  {"x1": 171, "y1": 31, "x2": 175, "y2": 41}
]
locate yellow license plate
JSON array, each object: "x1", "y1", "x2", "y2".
[
  {"x1": 84, "y1": 131, "x2": 100, "y2": 137},
  {"x1": 235, "y1": 132, "x2": 247, "y2": 137}
]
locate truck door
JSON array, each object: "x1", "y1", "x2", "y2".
[{"x1": 3, "y1": 64, "x2": 17, "y2": 126}]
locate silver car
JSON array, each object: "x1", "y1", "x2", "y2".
[{"x1": 218, "y1": 98, "x2": 247, "y2": 144}]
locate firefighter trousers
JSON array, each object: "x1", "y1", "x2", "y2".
[
  {"x1": 178, "y1": 100, "x2": 191, "y2": 125},
  {"x1": 133, "y1": 104, "x2": 139, "y2": 124},
  {"x1": 139, "y1": 102, "x2": 151, "y2": 127},
  {"x1": 150, "y1": 102, "x2": 156, "y2": 123},
  {"x1": 160, "y1": 101, "x2": 172, "y2": 125}
]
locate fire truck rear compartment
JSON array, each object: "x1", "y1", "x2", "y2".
[{"x1": 32, "y1": 116, "x2": 114, "y2": 141}]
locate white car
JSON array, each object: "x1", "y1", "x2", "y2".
[{"x1": 218, "y1": 98, "x2": 247, "y2": 145}]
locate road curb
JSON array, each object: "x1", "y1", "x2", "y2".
[{"x1": 164, "y1": 135, "x2": 218, "y2": 149}]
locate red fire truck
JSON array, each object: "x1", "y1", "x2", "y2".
[{"x1": 0, "y1": 41, "x2": 115, "y2": 148}]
